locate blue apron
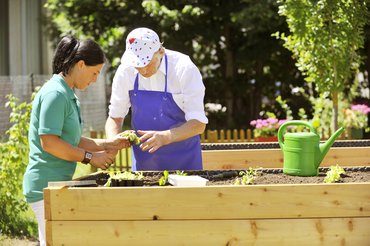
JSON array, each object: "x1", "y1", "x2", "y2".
[{"x1": 129, "y1": 55, "x2": 202, "y2": 171}]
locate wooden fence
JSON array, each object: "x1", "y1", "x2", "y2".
[{"x1": 89, "y1": 128, "x2": 361, "y2": 171}]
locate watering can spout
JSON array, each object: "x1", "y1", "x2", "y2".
[{"x1": 317, "y1": 127, "x2": 344, "y2": 167}]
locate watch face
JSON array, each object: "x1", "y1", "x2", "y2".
[{"x1": 86, "y1": 152, "x2": 93, "y2": 159}]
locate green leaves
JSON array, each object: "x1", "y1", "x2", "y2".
[
  {"x1": 276, "y1": 0, "x2": 368, "y2": 130},
  {"x1": 234, "y1": 167, "x2": 261, "y2": 185},
  {"x1": 120, "y1": 130, "x2": 140, "y2": 145},
  {"x1": 0, "y1": 94, "x2": 36, "y2": 237},
  {"x1": 324, "y1": 165, "x2": 345, "y2": 183},
  {"x1": 276, "y1": 0, "x2": 368, "y2": 93}
]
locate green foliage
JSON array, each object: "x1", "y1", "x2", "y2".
[
  {"x1": 0, "y1": 94, "x2": 37, "y2": 237},
  {"x1": 234, "y1": 168, "x2": 261, "y2": 185},
  {"x1": 120, "y1": 130, "x2": 140, "y2": 145},
  {"x1": 275, "y1": 0, "x2": 369, "y2": 129},
  {"x1": 175, "y1": 170, "x2": 187, "y2": 176},
  {"x1": 158, "y1": 170, "x2": 169, "y2": 186},
  {"x1": 324, "y1": 165, "x2": 345, "y2": 183},
  {"x1": 276, "y1": 0, "x2": 368, "y2": 93}
]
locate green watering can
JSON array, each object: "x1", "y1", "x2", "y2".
[{"x1": 277, "y1": 120, "x2": 344, "y2": 176}]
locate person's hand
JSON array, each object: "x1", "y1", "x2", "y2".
[
  {"x1": 89, "y1": 151, "x2": 115, "y2": 170},
  {"x1": 137, "y1": 130, "x2": 172, "y2": 153},
  {"x1": 105, "y1": 133, "x2": 131, "y2": 151}
]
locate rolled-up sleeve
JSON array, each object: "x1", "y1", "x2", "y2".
[
  {"x1": 108, "y1": 65, "x2": 131, "y2": 119},
  {"x1": 179, "y1": 62, "x2": 208, "y2": 124}
]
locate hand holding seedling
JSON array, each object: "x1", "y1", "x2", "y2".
[
  {"x1": 137, "y1": 130, "x2": 171, "y2": 153},
  {"x1": 104, "y1": 132, "x2": 136, "y2": 153},
  {"x1": 119, "y1": 130, "x2": 141, "y2": 145}
]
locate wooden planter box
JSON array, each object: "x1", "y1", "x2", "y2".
[
  {"x1": 45, "y1": 181, "x2": 370, "y2": 245},
  {"x1": 202, "y1": 146, "x2": 370, "y2": 170}
]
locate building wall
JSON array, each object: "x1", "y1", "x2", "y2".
[
  {"x1": 0, "y1": 0, "x2": 108, "y2": 138},
  {"x1": 0, "y1": 0, "x2": 10, "y2": 75}
]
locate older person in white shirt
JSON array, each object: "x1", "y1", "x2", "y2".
[{"x1": 105, "y1": 27, "x2": 208, "y2": 171}]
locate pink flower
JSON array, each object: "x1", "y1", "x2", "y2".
[
  {"x1": 250, "y1": 117, "x2": 288, "y2": 137},
  {"x1": 351, "y1": 104, "x2": 370, "y2": 114}
]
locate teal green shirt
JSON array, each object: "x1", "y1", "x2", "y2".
[{"x1": 23, "y1": 74, "x2": 83, "y2": 203}]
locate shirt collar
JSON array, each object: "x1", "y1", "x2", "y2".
[{"x1": 53, "y1": 74, "x2": 78, "y2": 100}]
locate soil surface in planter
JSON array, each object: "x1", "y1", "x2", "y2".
[{"x1": 79, "y1": 167, "x2": 370, "y2": 186}]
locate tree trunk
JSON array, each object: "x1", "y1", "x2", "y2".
[
  {"x1": 332, "y1": 91, "x2": 338, "y2": 131},
  {"x1": 223, "y1": 25, "x2": 234, "y2": 128}
]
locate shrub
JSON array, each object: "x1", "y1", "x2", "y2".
[{"x1": 0, "y1": 94, "x2": 37, "y2": 237}]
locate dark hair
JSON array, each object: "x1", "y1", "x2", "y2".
[{"x1": 52, "y1": 36, "x2": 105, "y2": 75}]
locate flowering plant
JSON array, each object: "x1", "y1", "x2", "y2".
[
  {"x1": 342, "y1": 104, "x2": 370, "y2": 130},
  {"x1": 250, "y1": 117, "x2": 288, "y2": 137}
]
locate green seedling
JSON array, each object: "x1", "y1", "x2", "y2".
[
  {"x1": 175, "y1": 170, "x2": 187, "y2": 176},
  {"x1": 104, "y1": 171, "x2": 143, "y2": 186},
  {"x1": 135, "y1": 171, "x2": 144, "y2": 180},
  {"x1": 234, "y1": 167, "x2": 261, "y2": 185},
  {"x1": 120, "y1": 130, "x2": 141, "y2": 145},
  {"x1": 324, "y1": 165, "x2": 345, "y2": 183},
  {"x1": 159, "y1": 170, "x2": 169, "y2": 186}
]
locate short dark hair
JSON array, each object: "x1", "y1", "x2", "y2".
[{"x1": 52, "y1": 36, "x2": 105, "y2": 75}]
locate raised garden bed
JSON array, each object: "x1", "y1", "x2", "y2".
[
  {"x1": 45, "y1": 167, "x2": 370, "y2": 245},
  {"x1": 201, "y1": 140, "x2": 370, "y2": 169}
]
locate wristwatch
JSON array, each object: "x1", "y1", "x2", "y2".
[{"x1": 81, "y1": 151, "x2": 93, "y2": 164}]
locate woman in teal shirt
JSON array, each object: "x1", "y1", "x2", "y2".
[{"x1": 23, "y1": 36, "x2": 129, "y2": 246}]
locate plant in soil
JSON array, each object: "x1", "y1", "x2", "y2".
[
  {"x1": 324, "y1": 165, "x2": 346, "y2": 183},
  {"x1": 234, "y1": 168, "x2": 262, "y2": 185},
  {"x1": 105, "y1": 171, "x2": 144, "y2": 187},
  {"x1": 175, "y1": 170, "x2": 187, "y2": 176},
  {"x1": 158, "y1": 170, "x2": 169, "y2": 186}
]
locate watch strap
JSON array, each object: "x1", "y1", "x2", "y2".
[{"x1": 81, "y1": 151, "x2": 93, "y2": 164}]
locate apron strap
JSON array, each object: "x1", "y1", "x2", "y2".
[
  {"x1": 164, "y1": 54, "x2": 168, "y2": 99},
  {"x1": 133, "y1": 74, "x2": 139, "y2": 95}
]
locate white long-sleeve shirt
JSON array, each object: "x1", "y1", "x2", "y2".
[{"x1": 108, "y1": 49, "x2": 208, "y2": 124}]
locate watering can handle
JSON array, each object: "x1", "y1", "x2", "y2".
[{"x1": 277, "y1": 120, "x2": 317, "y2": 149}]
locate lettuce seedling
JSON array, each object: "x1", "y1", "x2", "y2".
[
  {"x1": 159, "y1": 170, "x2": 169, "y2": 186},
  {"x1": 324, "y1": 165, "x2": 345, "y2": 183},
  {"x1": 234, "y1": 167, "x2": 261, "y2": 185},
  {"x1": 120, "y1": 130, "x2": 141, "y2": 145},
  {"x1": 175, "y1": 170, "x2": 187, "y2": 176}
]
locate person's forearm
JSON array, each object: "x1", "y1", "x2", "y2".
[
  {"x1": 105, "y1": 116, "x2": 124, "y2": 139},
  {"x1": 168, "y1": 119, "x2": 206, "y2": 143},
  {"x1": 40, "y1": 135, "x2": 85, "y2": 162},
  {"x1": 78, "y1": 137, "x2": 105, "y2": 152}
]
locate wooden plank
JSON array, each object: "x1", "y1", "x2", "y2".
[
  {"x1": 202, "y1": 147, "x2": 370, "y2": 170},
  {"x1": 46, "y1": 217, "x2": 370, "y2": 246},
  {"x1": 45, "y1": 183, "x2": 370, "y2": 221}
]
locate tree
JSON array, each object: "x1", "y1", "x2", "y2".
[{"x1": 276, "y1": 0, "x2": 369, "y2": 130}]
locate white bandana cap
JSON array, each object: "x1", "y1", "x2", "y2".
[{"x1": 121, "y1": 27, "x2": 161, "y2": 68}]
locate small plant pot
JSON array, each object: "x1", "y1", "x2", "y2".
[
  {"x1": 133, "y1": 180, "x2": 144, "y2": 186},
  {"x1": 118, "y1": 180, "x2": 126, "y2": 186},
  {"x1": 110, "y1": 179, "x2": 119, "y2": 187}
]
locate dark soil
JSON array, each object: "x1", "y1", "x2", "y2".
[
  {"x1": 79, "y1": 167, "x2": 370, "y2": 186},
  {"x1": 142, "y1": 168, "x2": 370, "y2": 186}
]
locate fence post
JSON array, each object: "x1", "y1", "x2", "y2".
[
  {"x1": 240, "y1": 129, "x2": 245, "y2": 142},
  {"x1": 90, "y1": 130, "x2": 97, "y2": 138},
  {"x1": 226, "y1": 130, "x2": 231, "y2": 142},
  {"x1": 219, "y1": 129, "x2": 225, "y2": 142},
  {"x1": 200, "y1": 132, "x2": 206, "y2": 143},
  {"x1": 233, "y1": 129, "x2": 238, "y2": 142},
  {"x1": 247, "y1": 129, "x2": 252, "y2": 142},
  {"x1": 207, "y1": 130, "x2": 218, "y2": 143}
]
